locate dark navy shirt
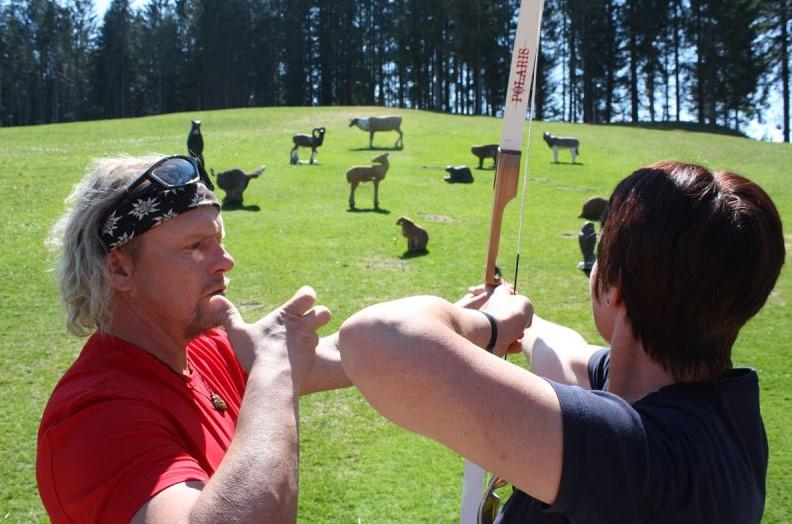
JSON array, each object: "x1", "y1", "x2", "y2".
[{"x1": 499, "y1": 349, "x2": 767, "y2": 523}]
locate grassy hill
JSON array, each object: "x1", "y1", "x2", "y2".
[{"x1": 0, "y1": 106, "x2": 789, "y2": 522}]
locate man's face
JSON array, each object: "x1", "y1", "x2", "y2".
[{"x1": 123, "y1": 206, "x2": 234, "y2": 340}]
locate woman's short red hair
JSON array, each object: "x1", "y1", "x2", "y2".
[{"x1": 594, "y1": 161, "x2": 785, "y2": 380}]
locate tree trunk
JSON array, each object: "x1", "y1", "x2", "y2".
[
  {"x1": 377, "y1": 0, "x2": 385, "y2": 106},
  {"x1": 663, "y1": 48, "x2": 670, "y2": 121},
  {"x1": 569, "y1": 8, "x2": 578, "y2": 121},
  {"x1": 629, "y1": 31, "x2": 639, "y2": 122},
  {"x1": 674, "y1": 0, "x2": 681, "y2": 122},
  {"x1": 693, "y1": 1, "x2": 705, "y2": 125},
  {"x1": 782, "y1": 0, "x2": 790, "y2": 142}
]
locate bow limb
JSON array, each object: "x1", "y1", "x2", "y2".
[
  {"x1": 483, "y1": 0, "x2": 545, "y2": 288},
  {"x1": 485, "y1": 150, "x2": 521, "y2": 286}
]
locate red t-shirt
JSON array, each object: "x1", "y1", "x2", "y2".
[{"x1": 36, "y1": 328, "x2": 247, "y2": 523}]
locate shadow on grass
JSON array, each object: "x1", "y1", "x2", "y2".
[
  {"x1": 399, "y1": 249, "x2": 429, "y2": 259},
  {"x1": 221, "y1": 202, "x2": 261, "y2": 212},
  {"x1": 549, "y1": 161, "x2": 585, "y2": 166},
  {"x1": 475, "y1": 166, "x2": 496, "y2": 171},
  {"x1": 346, "y1": 207, "x2": 391, "y2": 215},
  {"x1": 349, "y1": 146, "x2": 404, "y2": 152}
]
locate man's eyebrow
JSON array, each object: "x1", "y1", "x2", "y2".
[
  {"x1": 181, "y1": 224, "x2": 220, "y2": 242},
  {"x1": 180, "y1": 231, "x2": 206, "y2": 243}
]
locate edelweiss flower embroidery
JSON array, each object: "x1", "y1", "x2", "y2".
[
  {"x1": 189, "y1": 192, "x2": 205, "y2": 207},
  {"x1": 102, "y1": 211, "x2": 120, "y2": 236},
  {"x1": 152, "y1": 209, "x2": 178, "y2": 227},
  {"x1": 110, "y1": 231, "x2": 135, "y2": 250},
  {"x1": 130, "y1": 197, "x2": 160, "y2": 220}
]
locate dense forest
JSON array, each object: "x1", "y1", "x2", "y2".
[{"x1": 0, "y1": 0, "x2": 789, "y2": 141}]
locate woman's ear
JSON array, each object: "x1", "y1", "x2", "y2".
[
  {"x1": 106, "y1": 250, "x2": 135, "y2": 292},
  {"x1": 605, "y1": 285, "x2": 623, "y2": 307}
]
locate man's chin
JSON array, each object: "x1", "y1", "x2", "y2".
[{"x1": 184, "y1": 310, "x2": 222, "y2": 340}]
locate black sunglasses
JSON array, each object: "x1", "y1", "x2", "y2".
[
  {"x1": 98, "y1": 155, "x2": 216, "y2": 253},
  {"x1": 122, "y1": 155, "x2": 214, "y2": 196}
]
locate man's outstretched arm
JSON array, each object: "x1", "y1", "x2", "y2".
[
  {"x1": 338, "y1": 289, "x2": 564, "y2": 505},
  {"x1": 132, "y1": 287, "x2": 329, "y2": 524}
]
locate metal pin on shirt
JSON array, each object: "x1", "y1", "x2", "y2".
[{"x1": 211, "y1": 393, "x2": 227, "y2": 412}]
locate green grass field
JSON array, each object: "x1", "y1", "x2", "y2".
[{"x1": 0, "y1": 106, "x2": 789, "y2": 522}]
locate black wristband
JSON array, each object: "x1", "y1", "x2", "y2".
[{"x1": 481, "y1": 311, "x2": 498, "y2": 353}]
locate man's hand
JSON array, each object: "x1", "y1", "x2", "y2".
[
  {"x1": 210, "y1": 286, "x2": 331, "y2": 387},
  {"x1": 133, "y1": 286, "x2": 330, "y2": 524}
]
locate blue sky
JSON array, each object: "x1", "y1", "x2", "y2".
[{"x1": 747, "y1": 91, "x2": 785, "y2": 142}]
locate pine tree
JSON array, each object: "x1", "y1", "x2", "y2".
[
  {"x1": 281, "y1": 0, "x2": 311, "y2": 106},
  {"x1": 65, "y1": 0, "x2": 96, "y2": 120},
  {"x1": 782, "y1": 0, "x2": 790, "y2": 142},
  {"x1": 93, "y1": 0, "x2": 135, "y2": 118},
  {"x1": 758, "y1": 0, "x2": 791, "y2": 141}
]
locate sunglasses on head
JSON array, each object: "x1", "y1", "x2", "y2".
[
  {"x1": 122, "y1": 155, "x2": 214, "y2": 196},
  {"x1": 98, "y1": 155, "x2": 217, "y2": 253}
]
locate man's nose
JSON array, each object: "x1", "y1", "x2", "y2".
[{"x1": 213, "y1": 243, "x2": 235, "y2": 273}]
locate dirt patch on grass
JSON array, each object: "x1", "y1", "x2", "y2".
[
  {"x1": 423, "y1": 214, "x2": 455, "y2": 223},
  {"x1": 359, "y1": 258, "x2": 409, "y2": 271}
]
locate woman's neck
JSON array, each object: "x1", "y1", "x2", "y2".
[{"x1": 606, "y1": 313, "x2": 675, "y2": 404}]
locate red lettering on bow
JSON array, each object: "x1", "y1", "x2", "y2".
[{"x1": 510, "y1": 48, "x2": 531, "y2": 103}]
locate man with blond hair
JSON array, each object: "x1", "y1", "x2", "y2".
[{"x1": 38, "y1": 155, "x2": 349, "y2": 523}]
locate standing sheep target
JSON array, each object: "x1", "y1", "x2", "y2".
[
  {"x1": 346, "y1": 153, "x2": 390, "y2": 210},
  {"x1": 542, "y1": 131, "x2": 581, "y2": 163},
  {"x1": 349, "y1": 116, "x2": 404, "y2": 149},
  {"x1": 290, "y1": 127, "x2": 326, "y2": 165},
  {"x1": 470, "y1": 144, "x2": 499, "y2": 169}
]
